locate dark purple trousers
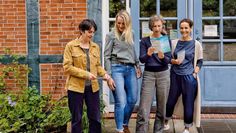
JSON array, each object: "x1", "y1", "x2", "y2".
[{"x1": 68, "y1": 85, "x2": 101, "y2": 133}]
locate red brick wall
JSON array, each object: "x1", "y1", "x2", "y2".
[
  {"x1": 40, "y1": 64, "x2": 67, "y2": 99},
  {"x1": 40, "y1": 0, "x2": 87, "y2": 55},
  {"x1": 0, "y1": 0, "x2": 27, "y2": 55},
  {"x1": 0, "y1": 0, "x2": 87, "y2": 100},
  {"x1": 39, "y1": 0, "x2": 87, "y2": 99}
]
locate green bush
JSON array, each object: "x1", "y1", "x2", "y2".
[
  {"x1": 0, "y1": 48, "x2": 106, "y2": 132},
  {"x1": 0, "y1": 87, "x2": 70, "y2": 133},
  {"x1": 0, "y1": 49, "x2": 71, "y2": 132}
]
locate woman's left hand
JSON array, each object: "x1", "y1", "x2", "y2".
[{"x1": 157, "y1": 51, "x2": 164, "y2": 59}]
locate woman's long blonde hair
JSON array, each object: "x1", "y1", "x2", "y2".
[{"x1": 114, "y1": 10, "x2": 133, "y2": 45}]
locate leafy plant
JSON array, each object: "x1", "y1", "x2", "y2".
[
  {"x1": 0, "y1": 48, "x2": 107, "y2": 132},
  {"x1": 0, "y1": 48, "x2": 71, "y2": 132},
  {"x1": 0, "y1": 87, "x2": 71, "y2": 133},
  {"x1": 0, "y1": 48, "x2": 30, "y2": 93}
]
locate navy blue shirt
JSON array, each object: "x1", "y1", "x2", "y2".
[
  {"x1": 171, "y1": 40, "x2": 195, "y2": 75},
  {"x1": 139, "y1": 36, "x2": 171, "y2": 72}
]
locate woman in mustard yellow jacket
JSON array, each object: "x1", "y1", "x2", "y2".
[{"x1": 63, "y1": 19, "x2": 110, "y2": 133}]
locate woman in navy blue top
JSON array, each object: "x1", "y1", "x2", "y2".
[
  {"x1": 165, "y1": 19, "x2": 203, "y2": 133},
  {"x1": 136, "y1": 15, "x2": 171, "y2": 133}
]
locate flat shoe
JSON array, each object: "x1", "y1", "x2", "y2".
[{"x1": 164, "y1": 123, "x2": 170, "y2": 130}]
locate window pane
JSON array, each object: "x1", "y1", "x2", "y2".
[
  {"x1": 202, "y1": 20, "x2": 220, "y2": 39},
  {"x1": 223, "y1": 0, "x2": 236, "y2": 16},
  {"x1": 139, "y1": 20, "x2": 178, "y2": 40},
  {"x1": 109, "y1": 0, "x2": 126, "y2": 18},
  {"x1": 203, "y1": 0, "x2": 219, "y2": 16},
  {"x1": 224, "y1": 42, "x2": 236, "y2": 61},
  {"x1": 165, "y1": 20, "x2": 178, "y2": 40},
  {"x1": 140, "y1": 20, "x2": 151, "y2": 39},
  {"x1": 160, "y1": 0, "x2": 177, "y2": 17},
  {"x1": 203, "y1": 42, "x2": 220, "y2": 61},
  {"x1": 140, "y1": 0, "x2": 156, "y2": 17},
  {"x1": 223, "y1": 20, "x2": 236, "y2": 39},
  {"x1": 109, "y1": 21, "x2": 115, "y2": 31}
]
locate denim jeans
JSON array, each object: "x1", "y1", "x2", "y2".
[
  {"x1": 68, "y1": 86, "x2": 101, "y2": 133},
  {"x1": 111, "y1": 64, "x2": 138, "y2": 132},
  {"x1": 136, "y1": 70, "x2": 170, "y2": 133}
]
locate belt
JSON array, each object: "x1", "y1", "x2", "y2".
[{"x1": 112, "y1": 60, "x2": 135, "y2": 66}]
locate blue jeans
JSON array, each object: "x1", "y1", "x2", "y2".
[{"x1": 111, "y1": 64, "x2": 138, "y2": 132}]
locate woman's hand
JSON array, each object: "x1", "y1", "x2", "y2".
[
  {"x1": 147, "y1": 47, "x2": 156, "y2": 56},
  {"x1": 157, "y1": 51, "x2": 164, "y2": 59},
  {"x1": 135, "y1": 66, "x2": 142, "y2": 78},
  {"x1": 107, "y1": 78, "x2": 116, "y2": 91},
  {"x1": 194, "y1": 66, "x2": 200, "y2": 74},
  {"x1": 171, "y1": 59, "x2": 182, "y2": 65},
  {"x1": 88, "y1": 73, "x2": 96, "y2": 80},
  {"x1": 103, "y1": 73, "x2": 111, "y2": 81},
  {"x1": 193, "y1": 66, "x2": 200, "y2": 79}
]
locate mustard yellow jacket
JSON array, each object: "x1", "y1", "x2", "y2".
[{"x1": 63, "y1": 39, "x2": 107, "y2": 93}]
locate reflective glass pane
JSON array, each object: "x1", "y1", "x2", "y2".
[
  {"x1": 223, "y1": 0, "x2": 236, "y2": 16},
  {"x1": 224, "y1": 42, "x2": 236, "y2": 61},
  {"x1": 203, "y1": 42, "x2": 220, "y2": 61},
  {"x1": 140, "y1": 0, "x2": 156, "y2": 17},
  {"x1": 203, "y1": 0, "x2": 219, "y2": 16},
  {"x1": 109, "y1": 21, "x2": 115, "y2": 31},
  {"x1": 160, "y1": 0, "x2": 177, "y2": 17},
  {"x1": 109, "y1": 0, "x2": 126, "y2": 18},
  {"x1": 223, "y1": 20, "x2": 236, "y2": 39},
  {"x1": 140, "y1": 20, "x2": 151, "y2": 39},
  {"x1": 165, "y1": 20, "x2": 178, "y2": 39},
  {"x1": 202, "y1": 20, "x2": 220, "y2": 39}
]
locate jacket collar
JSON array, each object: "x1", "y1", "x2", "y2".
[{"x1": 74, "y1": 38, "x2": 96, "y2": 48}]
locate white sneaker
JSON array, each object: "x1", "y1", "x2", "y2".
[
  {"x1": 183, "y1": 129, "x2": 190, "y2": 133},
  {"x1": 164, "y1": 124, "x2": 170, "y2": 130}
]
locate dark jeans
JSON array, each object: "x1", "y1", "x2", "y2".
[{"x1": 68, "y1": 86, "x2": 101, "y2": 133}]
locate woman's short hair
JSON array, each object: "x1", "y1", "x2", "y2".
[
  {"x1": 179, "y1": 18, "x2": 194, "y2": 28},
  {"x1": 148, "y1": 15, "x2": 167, "y2": 35},
  {"x1": 148, "y1": 15, "x2": 166, "y2": 30},
  {"x1": 79, "y1": 19, "x2": 97, "y2": 33}
]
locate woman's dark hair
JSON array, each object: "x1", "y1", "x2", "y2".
[
  {"x1": 179, "y1": 18, "x2": 194, "y2": 28},
  {"x1": 78, "y1": 19, "x2": 97, "y2": 33}
]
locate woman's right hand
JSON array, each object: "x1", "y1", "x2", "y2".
[
  {"x1": 171, "y1": 59, "x2": 182, "y2": 65},
  {"x1": 147, "y1": 47, "x2": 156, "y2": 56},
  {"x1": 107, "y1": 78, "x2": 116, "y2": 91}
]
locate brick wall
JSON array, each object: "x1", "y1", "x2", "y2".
[
  {"x1": 0, "y1": 0, "x2": 87, "y2": 100},
  {"x1": 0, "y1": 0, "x2": 27, "y2": 54},
  {"x1": 39, "y1": 0, "x2": 87, "y2": 99},
  {"x1": 40, "y1": 64, "x2": 67, "y2": 99},
  {"x1": 40, "y1": 0, "x2": 86, "y2": 55}
]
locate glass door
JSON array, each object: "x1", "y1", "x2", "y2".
[
  {"x1": 102, "y1": 0, "x2": 189, "y2": 112},
  {"x1": 199, "y1": 0, "x2": 236, "y2": 109}
]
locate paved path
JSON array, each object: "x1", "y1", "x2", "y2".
[
  {"x1": 103, "y1": 119, "x2": 198, "y2": 133},
  {"x1": 67, "y1": 119, "x2": 236, "y2": 133}
]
